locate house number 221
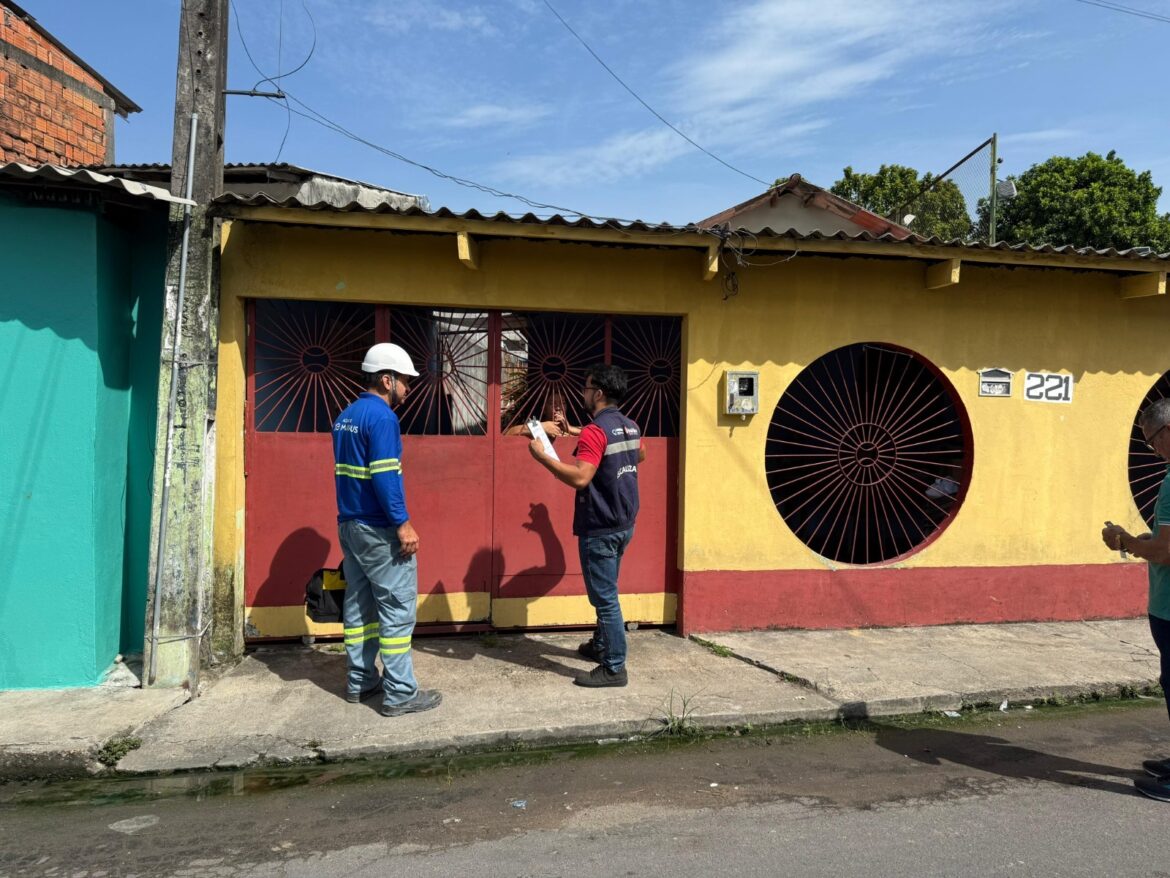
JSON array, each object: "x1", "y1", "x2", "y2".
[{"x1": 1023, "y1": 371, "x2": 1074, "y2": 404}]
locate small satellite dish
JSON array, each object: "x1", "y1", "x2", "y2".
[
  {"x1": 996, "y1": 179, "x2": 1018, "y2": 199},
  {"x1": 902, "y1": 214, "x2": 917, "y2": 225}
]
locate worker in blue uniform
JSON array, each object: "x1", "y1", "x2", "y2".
[{"x1": 332, "y1": 342, "x2": 441, "y2": 717}]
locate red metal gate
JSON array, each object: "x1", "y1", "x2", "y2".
[{"x1": 244, "y1": 300, "x2": 679, "y2": 638}]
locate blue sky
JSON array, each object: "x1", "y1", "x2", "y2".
[{"x1": 27, "y1": 0, "x2": 1170, "y2": 223}]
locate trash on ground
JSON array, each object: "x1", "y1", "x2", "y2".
[
  {"x1": 999, "y1": 700, "x2": 1009, "y2": 712},
  {"x1": 942, "y1": 710, "x2": 961, "y2": 718},
  {"x1": 709, "y1": 782, "x2": 719, "y2": 788},
  {"x1": 1024, "y1": 705, "x2": 1033, "y2": 710},
  {"x1": 510, "y1": 799, "x2": 527, "y2": 810}
]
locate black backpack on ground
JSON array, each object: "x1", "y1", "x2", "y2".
[{"x1": 305, "y1": 565, "x2": 347, "y2": 623}]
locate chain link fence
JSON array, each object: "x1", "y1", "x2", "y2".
[{"x1": 895, "y1": 135, "x2": 1001, "y2": 243}]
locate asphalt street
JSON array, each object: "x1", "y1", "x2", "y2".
[{"x1": 3, "y1": 699, "x2": 1170, "y2": 877}]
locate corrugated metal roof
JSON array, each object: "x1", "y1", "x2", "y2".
[
  {"x1": 211, "y1": 191, "x2": 1170, "y2": 264},
  {"x1": 698, "y1": 173, "x2": 914, "y2": 239},
  {"x1": 0, "y1": 162, "x2": 194, "y2": 205},
  {"x1": 89, "y1": 162, "x2": 424, "y2": 198}
]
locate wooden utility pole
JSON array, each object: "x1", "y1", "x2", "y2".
[{"x1": 144, "y1": 0, "x2": 229, "y2": 689}]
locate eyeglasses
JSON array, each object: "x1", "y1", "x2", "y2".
[{"x1": 1145, "y1": 423, "x2": 1169, "y2": 451}]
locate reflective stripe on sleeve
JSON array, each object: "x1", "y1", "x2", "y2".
[
  {"x1": 603, "y1": 439, "x2": 641, "y2": 456},
  {"x1": 335, "y1": 463, "x2": 371, "y2": 479}
]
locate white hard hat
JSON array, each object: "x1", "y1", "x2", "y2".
[{"x1": 361, "y1": 342, "x2": 419, "y2": 377}]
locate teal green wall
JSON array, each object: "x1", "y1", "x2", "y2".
[
  {"x1": 121, "y1": 216, "x2": 165, "y2": 655},
  {"x1": 0, "y1": 193, "x2": 165, "y2": 689}
]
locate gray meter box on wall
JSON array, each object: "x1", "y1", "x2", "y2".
[{"x1": 722, "y1": 370, "x2": 759, "y2": 415}]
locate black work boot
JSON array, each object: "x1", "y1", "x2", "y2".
[
  {"x1": 1142, "y1": 757, "x2": 1170, "y2": 778},
  {"x1": 381, "y1": 689, "x2": 443, "y2": 717},
  {"x1": 574, "y1": 665, "x2": 627, "y2": 687}
]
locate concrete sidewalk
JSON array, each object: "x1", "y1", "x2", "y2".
[{"x1": 0, "y1": 620, "x2": 1161, "y2": 781}]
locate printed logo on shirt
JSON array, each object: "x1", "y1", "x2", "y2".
[
  {"x1": 616, "y1": 464, "x2": 637, "y2": 479},
  {"x1": 334, "y1": 418, "x2": 359, "y2": 434},
  {"x1": 611, "y1": 426, "x2": 640, "y2": 437}
]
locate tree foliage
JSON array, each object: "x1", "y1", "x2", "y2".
[
  {"x1": 827, "y1": 164, "x2": 973, "y2": 241},
  {"x1": 979, "y1": 151, "x2": 1170, "y2": 251}
]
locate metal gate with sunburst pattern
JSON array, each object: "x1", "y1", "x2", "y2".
[
  {"x1": 1129, "y1": 371, "x2": 1170, "y2": 527},
  {"x1": 244, "y1": 300, "x2": 680, "y2": 638},
  {"x1": 765, "y1": 342, "x2": 971, "y2": 566}
]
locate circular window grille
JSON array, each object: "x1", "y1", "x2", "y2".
[
  {"x1": 765, "y1": 342, "x2": 971, "y2": 565},
  {"x1": 1128, "y1": 372, "x2": 1170, "y2": 527}
]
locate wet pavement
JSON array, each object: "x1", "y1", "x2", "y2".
[
  {"x1": 1, "y1": 620, "x2": 1160, "y2": 782},
  {"x1": 2, "y1": 699, "x2": 1168, "y2": 877}
]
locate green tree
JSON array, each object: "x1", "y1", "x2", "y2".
[
  {"x1": 827, "y1": 164, "x2": 973, "y2": 241},
  {"x1": 980, "y1": 151, "x2": 1170, "y2": 250}
]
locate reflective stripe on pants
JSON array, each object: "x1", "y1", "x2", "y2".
[{"x1": 340, "y1": 520, "x2": 419, "y2": 706}]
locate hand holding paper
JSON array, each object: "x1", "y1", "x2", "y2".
[{"x1": 527, "y1": 418, "x2": 559, "y2": 461}]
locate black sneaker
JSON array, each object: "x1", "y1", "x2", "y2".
[
  {"x1": 574, "y1": 665, "x2": 628, "y2": 688},
  {"x1": 1135, "y1": 776, "x2": 1170, "y2": 802},
  {"x1": 345, "y1": 678, "x2": 383, "y2": 703},
  {"x1": 577, "y1": 639, "x2": 601, "y2": 662},
  {"x1": 381, "y1": 689, "x2": 443, "y2": 717},
  {"x1": 1143, "y1": 758, "x2": 1170, "y2": 778}
]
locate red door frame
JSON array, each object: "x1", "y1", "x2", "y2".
[{"x1": 243, "y1": 302, "x2": 680, "y2": 638}]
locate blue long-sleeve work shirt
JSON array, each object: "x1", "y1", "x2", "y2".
[{"x1": 332, "y1": 393, "x2": 409, "y2": 527}]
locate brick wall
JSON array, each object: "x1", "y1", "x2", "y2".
[{"x1": 0, "y1": 5, "x2": 114, "y2": 166}]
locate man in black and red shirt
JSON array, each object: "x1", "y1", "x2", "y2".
[{"x1": 527, "y1": 364, "x2": 644, "y2": 687}]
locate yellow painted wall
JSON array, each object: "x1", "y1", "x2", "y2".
[
  {"x1": 215, "y1": 220, "x2": 1168, "y2": 609},
  {"x1": 682, "y1": 257, "x2": 1167, "y2": 571}
]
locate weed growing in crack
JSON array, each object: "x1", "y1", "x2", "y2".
[
  {"x1": 652, "y1": 688, "x2": 703, "y2": 738},
  {"x1": 97, "y1": 736, "x2": 143, "y2": 767},
  {"x1": 691, "y1": 636, "x2": 734, "y2": 658}
]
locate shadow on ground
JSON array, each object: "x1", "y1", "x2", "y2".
[{"x1": 871, "y1": 722, "x2": 1140, "y2": 797}]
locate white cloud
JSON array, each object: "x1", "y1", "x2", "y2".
[
  {"x1": 495, "y1": 0, "x2": 1032, "y2": 189},
  {"x1": 495, "y1": 128, "x2": 694, "y2": 189},
  {"x1": 678, "y1": 0, "x2": 1000, "y2": 116},
  {"x1": 442, "y1": 103, "x2": 551, "y2": 130},
  {"x1": 361, "y1": 3, "x2": 497, "y2": 36},
  {"x1": 1001, "y1": 128, "x2": 1083, "y2": 145}
]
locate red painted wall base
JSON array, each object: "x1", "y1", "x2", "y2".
[{"x1": 678, "y1": 564, "x2": 1147, "y2": 635}]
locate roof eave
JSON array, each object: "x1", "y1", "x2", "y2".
[{"x1": 213, "y1": 200, "x2": 1167, "y2": 275}]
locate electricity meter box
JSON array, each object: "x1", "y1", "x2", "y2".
[{"x1": 722, "y1": 370, "x2": 759, "y2": 416}]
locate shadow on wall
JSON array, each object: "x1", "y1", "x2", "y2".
[
  {"x1": 505, "y1": 502, "x2": 566, "y2": 584},
  {"x1": 254, "y1": 526, "x2": 333, "y2": 611},
  {"x1": 0, "y1": 196, "x2": 169, "y2": 662}
]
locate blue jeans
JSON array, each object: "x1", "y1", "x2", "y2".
[
  {"x1": 1150, "y1": 614, "x2": 1170, "y2": 723},
  {"x1": 579, "y1": 526, "x2": 634, "y2": 672},
  {"x1": 339, "y1": 520, "x2": 419, "y2": 706}
]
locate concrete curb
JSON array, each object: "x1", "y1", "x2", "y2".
[
  {"x1": 110, "y1": 685, "x2": 1164, "y2": 778},
  {"x1": 4, "y1": 622, "x2": 1162, "y2": 782},
  {"x1": 113, "y1": 704, "x2": 848, "y2": 777},
  {"x1": 0, "y1": 688, "x2": 189, "y2": 782}
]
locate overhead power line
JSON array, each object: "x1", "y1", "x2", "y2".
[
  {"x1": 540, "y1": 0, "x2": 770, "y2": 187},
  {"x1": 272, "y1": 88, "x2": 658, "y2": 222},
  {"x1": 1071, "y1": 0, "x2": 1170, "y2": 25},
  {"x1": 228, "y1": 2, "x2": 730, "y2": 229}
]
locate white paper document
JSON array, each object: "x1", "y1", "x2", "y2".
[{"x1": 527, "y1": 418, "x2": 559, "y2": 460}]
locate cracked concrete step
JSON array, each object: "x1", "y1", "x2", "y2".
[
  {"x1": 700, "y1": 619, "x2": 1160, "y2": 718},
  {"x1": 117, "y1": 631, "x2": 836, "y2": 775},
  {"x1": 0, "y1": 687, "x2": 188, "y2": 780}
]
